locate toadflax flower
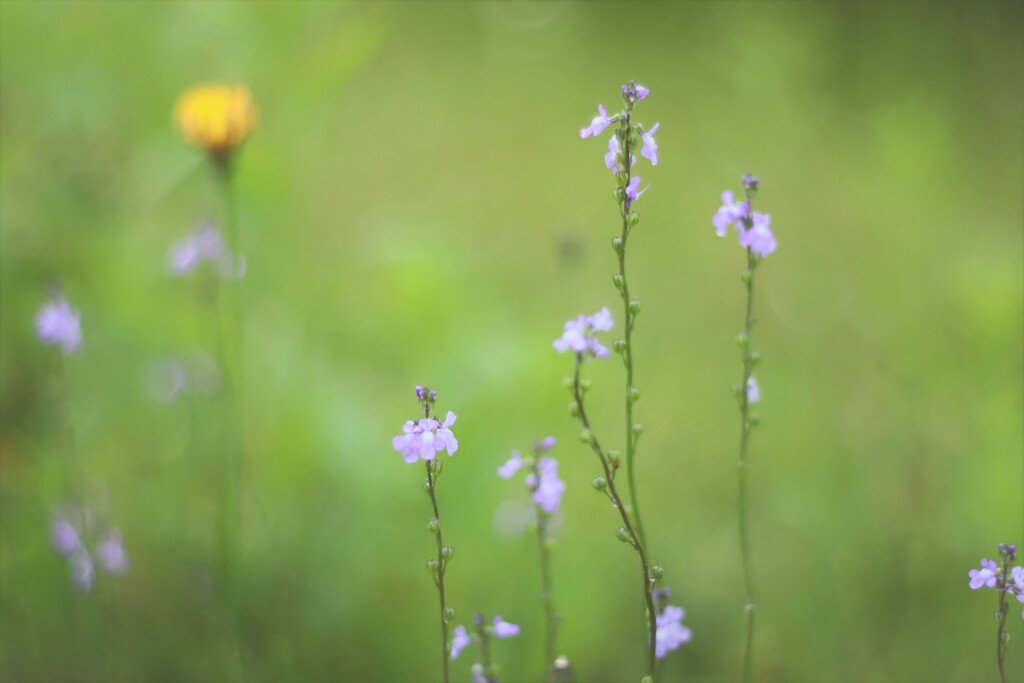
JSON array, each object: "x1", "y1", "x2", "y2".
[
  {"x1": 1011, "y1": 566, "x2": 1024, "y2": 619},
  {"x1": 746, "y1": 377, "x2": 761, "y2": 404},
  {"x1": 35, "y1": 296, "x2": 82, "y2": 354},
  {"x1": 492, "y1": 616, "x2": 521, "y2": 638},
  {"x1": 641, "y1": 123, "x2": 659, "y2": 166},
  {"x1": 739, "y1": 213, "x2": 778, "y2": 257},
  {"x1": 175, "y1": 84, "x2": 259, "y2": 154},
  {"x1": 969, "y1": 558, "x2": 999, "y2": 589},
  {"x1": 498, "y1": 442, "x2": 566, "y2": 514},
  {"x1": 392, "y1": 411, "x2": 459, "y2": 463},
  {"x1": 553, "y1": 308, "x2": 613, "y2": 358},
  {"x1": 450, "y1": 625, "x2": 471, "y2": 659},
  {"x1": 713, "y1": 190, "x2": 750, "y2": 237},
  {"x1": 714, "y1": 181, "x2": 779, "y2": 257},
  {"x1": 655, "y1": 605, "x2": 693, "y2": 659},
  {"x1": 625, "y1": 176, "x2": 648, "y2": 207},
  {"x1": 167, "y1": 220, "x2": 246, "y2": 278},
  {"x1": 579, "y1": 104, "x2": 614, "y2": 139},
  {"x1": 50, "y1": 507, "x2": 129, "y2": 593}
]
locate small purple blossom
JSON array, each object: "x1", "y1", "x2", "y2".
[
  {"x1": 492, "y1": 616, "x2": 520, "y2": 638},
  {"x1": 392, "y1": 411, "x2": 459, "y2": 463},
  {"x1": 712, "y1": 190, "x2": 750, "y2": 238},
  {"x1": 739, "y1": 213, "x2": 778, "y2": 257},
  {"x1": 969, "y1": 559, "x2": 999, "y2": 589},
  {"x1": 50, "y1": 506, "x2": 128, "y2": 593},
  {"x1": 51, "y1": 515, "x2": 81, "y2": 556},
  {"x1": 641, "y1": 123, "x2": 659, "y2": 166},
  {"x1": 450, "y1": 625, "x2": 471, "y2": 660},
  {"x1": 167, "y1": 220, "x2": 246, "y2": 278},
  {"x1": 535, "y1": 436, "x2": 556, "y2": 452},
  {"x1": 625, "y1": 176, "x2": 648, "y2": 206},
  {"x1": 579, "y1": 105, "x2": 613, "y2": 139},
  {"x1": 636, "y1": 84, "x2": 650, "y2": 100},
  {"x1": 742, "y1": 173, "x2": 760, "y2": 192},
  {"x1": 655, "y1": 605, "x2": 692, "y2": 659},
  {"x1": 525, "y1": 457, "x2": 565, "y2": 514},
  {"x1": 95, "y1": 528, "x2": 130, "y2": 574},
  {"x1": 35, "y1": 297, "x2": 82, "y2": 354},
  {"x1": 605, "y1": 136, "x2": 620, "y2": 173},
  {"x1": 746, "y1": 377, "x2": 760, "y2": 404},
  {"x1": 497, "y1": 451, "x2": 523, "y2": 479},
  {"x1": 553, "y1": 308, "x2": 613, "y2": 358}
]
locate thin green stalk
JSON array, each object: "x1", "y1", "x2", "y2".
[
  {"x1": 529, "y1": 457, "x2": 560, "y2": 677},
  {"x1": 996, "y1": 556, "x2": 1010, "y2": 683},
  {"x1": 425, "y1": 456, "x2": 450, "y2": 683},
  {"x1": 737, "y1": 246, "x2": 757, "y2": 683},
  {"x1": 476, "y1": 617, "x2": 497, "y2": 683},
  {"x1": 572, "y1": 356, "x2": 657, "y2": 680}
]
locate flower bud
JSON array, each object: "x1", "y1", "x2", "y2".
[
  {"x1": 441, "y1": 546, "x2": 455, "y2": 560},
  {"x1": 612, "y1": 273, "x2": 625, "y2": 290},
  {"x1": 614, "y1": 188, "x2": 626, "y2": 204},
  {"x1": 736, "y1": 334, "x2": 749, "y2": 348},
  {"x1": 627, "y1": 211, "x2": 639, "y2": 227},
  {"x1": 444, "y1": 607, "x2": 455, "y2": 621},
  {"x1": 613, "y1": 339, "x2": 626, "y2": 354},
  {"x1": 427, "y1": 559, "x2": 440, "y2": 574},
  {"x1": 579, "y1": 429, "x2": 593, "y2": 444},
  {"x1": 607, "y1": 450, "x2": 622, "y2": 468},
  {"x1": 562, "y1": 376, "x2": 574, "y2": 389},
  {"x1": 615, "y1": 527, "x2": 632, "y2": 543},
  {"x1": 641, "y1": 677, "x2": 654, "y2": 683},
  {"x1": 627, "y1": 386, "x2": 640, "y2": 404},
  {"x1": 592, "y1": 476, "x2": 608, "y2": 491},
  {"x1": 568, "y1": 401, "x2": 580, "y2": 417},
  {"x1": 580, "y1": 378, "x2": 591, "y2": 392},
  {"x1": 740, "y1": 269, "x2": 752, "y2": 284},
  {"x1": 428, "y1": 518, "x2": 441, "y2": 534},
  {"x1": 628, "y1": 300, "x2": 641, "y2": 314},
  {"x1": 651, "y1": 564, "x2": 664, "y2": 579},
  {"x1": 749, "y1": 351, "x2": 761, "y2": 366},
  {"x1": 611, "y1": 236, "x2": 623, "y2": 253},
  {"x1": 748, "y1": 412, "x2": 760, "y2": 427},
  {"x1": 632, "y1": 423, "x2": 644, "y2": 436},
  {"x1": 423, "y1": 480, "x2": 432, "y2": 494}
]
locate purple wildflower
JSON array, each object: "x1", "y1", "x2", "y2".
[
  {"x1": 625, "y1": 176, "x2": 648, "y2": 206},
  {"x1": 51, "y1": 506, "x2": 127, "y2": 593},
  {"x1": 535, "y1": 436, "x2": 556, "y2": 452},
  {"x1": 51, "y1": 515, "x2": 81, "y2": 556},
  {"x1": 497, "y1": 451, "x2": 524, "y2": 479},
  {"x1": 579, "y1": 105, "x2": 613, "y2": 139},
  {"x1": 605, "y1": 136, "x2": 620, "y2": 173},
  {"x1": 526, "y1": 457, "x2": 565, "y2": 514},
  {"x1": 746, "y1": 377, "x2": 761, "y2": 404},
  {"x1": 739, "y1": 213, "x2": 778, "y2": 257},
  {"x1": 492, "y1": 616, "x2": 520, "y2": 638},
  {"x1": 392, "y1": 411, "x2": 459, "y2": 463},
  {"x1": 969, "y1": 559, "x2": 999, "y2": 589},
  {"x1": 712, "y1": 190, "x2": 749, "y2": 238},
  {"x1": 1012, "y1": 566, "x2": 1024, "y2": 619},
  {"x1": 553, "y1": 308, "x2": 613, "y2": 358},
  {"x1": 167, "y1": 220, "x2": 246, "y2": 278},
  {"x1": 450, "y1": 625, "x2": 471, "y2": 660},
  {"x1": 655, "y1": 605, "x2": 692, "y2": 659},
  {"x1": 95, "y1": 528, "x2": 130, "y2": 574},
  {"x1": 35, "y1": 297, "x2": 82, "y2": 354},
  {"x1": 742, "y1": 173, "x2": 760, "y2": 192},
  {"x1": 69, "y1": 549, "x2": 95, "y2": 593},
  {"x1": 636, "y1": 84, "x2": 650, "y2": 100},
  {"x1": 641, "y1": 123, "x2": 659, "y2": 166}
]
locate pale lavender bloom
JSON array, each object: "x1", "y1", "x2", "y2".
[
  {"x1": 655, "y1": 605, "x2": 692, "y2": 659},
  {"x1": 553, "y1": 308, "x2": 613, "y2": 358},
  {"x1": 746, "y1": 377, "x2": 760, "y2": 404},
  {"x1": 537, "y1": 436, "x2": 556, "y2": 452},
  {"x1": 35, "y1": 297, "x2": 82, "y2": 354},
  {"x1": 450, "y1": 625, "x2": 471, "y2": 660},
  {"x1": 969, "y1": 559, "x2": 999, "y2": 589},
  {"x1": 95, "y1": 528, "x2": 129, "y2": 574},
  {"x1": 526, "y1": 457, "x2": 565, "y2": 514},
  {"x1": 497, "y1": 451, "x2": 524, "y2": 479},
  {"x1": 712, "y1": 190, "x2": 749, "y2": 237},
  {"x1": 636, "y1": 84, "x2": 650, "y2": 100},
  {"x1": 739, "y1": 212, "x2": 777, "y2": 257},
  {"x1": 625, "y1": 176, "x2": 648, "y2": 207},
  {"x1": 392, "y1": 411, "x2": 459, "y2": 463},
  {"x1": 579, "y1": 105, "x2": 613, "y2": 139},
  {"x1": 605, "y1": 136, "x2": 620, "y2": 173},
  {"x1": 492, "y1": 616, "x2": 520, "y2": 638},
  {"x1": 168, "y1": 221, "x2": 223, "y2": 276},
  {"x1": 641, "y1": 123, "x2": 659, "y2": 166},
  {"x1": 1012, "y1": 566, "x2": 1024, "y2": 619},
  {"x1": 50, "y1": 516, "x2": 81, "y2": 556},
  {"x1": 69, "y1": 549, "x2": 95, "y2": 593}
]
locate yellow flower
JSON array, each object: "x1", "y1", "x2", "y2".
[{"x1": 174, "y1": 84, "x2": 259, "y2": 153}]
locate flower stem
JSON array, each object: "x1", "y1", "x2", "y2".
[
  {"x1": 572, "y1": 355, "x2": 658, "y2": 680},
  {"x1": 476, "y1": 618, "x2": 498, "y2": 683},
  {"x1": 996, "y1": 556, "x2": 1010, "y2": 683},
  {"x1": 529, "y1": 457, "x2": 560, "y2": 678},
  {"x1": 425, "y1": 455, "x2": 450, "y2": 683},
  {"x1": 737, "y1": 246, "x2": 758, "y2": 683}
]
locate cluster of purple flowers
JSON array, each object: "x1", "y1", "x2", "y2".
[
  {"x1": 449, "y1": 616, "x2": 521, "y2": 660},
  {"x1": 35, "y1": 296, "x2": 82, "y2": 355},
  {"x1": 969, "y1": 544, "x2": 1024, "y2": 619},
  {"x1": 50, "y1": 507, "x2": 129, "y2": 593},
  {"x1": 167, "y1": 219, "x2": 246, "y2": 278},
  {"x1": 713, "y1": 176, "x2": 778, "y2": 257},
  {"x1": 553, "y1": 307, "x2": 613, "y2": 358},
  {"x1": 655, "y1": 604, "x2": 693, "y2": 659},
  {"x1": 498, "y1": 437, "x2": 565, "y2": 514},
  {"x1": 392, "y1": 411, "x2": 459, "y2": 463},
  {"x1": 580, "y1": 82, "x2": 659, "y2": 204}
]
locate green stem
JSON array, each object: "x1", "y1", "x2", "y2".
[
  {"x1": 996, "y1": 557, "x2": 1010, "y2": 683},
  {"x1": 425, "y1": 458, "x2": 450, "y2": 683},
  {"x1": 572, "y1": 356, "x2": 657, "y2": 680},
  {"x1": 737, "y1": 247, "x2": 757, "y2": 683},
  {"x1": 530, "y1": 457, "x2": 559, "y2": 677}
]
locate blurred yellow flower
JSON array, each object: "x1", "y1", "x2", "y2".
[{"x1": 174, "y1": 84, "x2": 259, "y2": 153}]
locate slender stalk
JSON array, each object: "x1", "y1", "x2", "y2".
[
  {"x1": 425, "y1": 454, "x2": 450, "y2": 683},
  {"x1": 572, "y1": 356, "x2": 657, "y2": 679},
  {"x1": 996, "y1": 556, "x2": 1010, "y2": 683},
  {"x1": 737, "y1": 246, "x2": 757, "y2": 683},
  {"x1": 616, "y1": 111, "x2": 647, "y2": 553},
  {"x1": 476, "y1": 617, "x2": 497, "y2": 683},
  {"x1": 529, "y1": 457, "x2": 559, "y2": 676}
]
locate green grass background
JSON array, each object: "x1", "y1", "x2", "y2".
[{"x1": 1, "y1": 2, "x2": 1022, "y2": 682}]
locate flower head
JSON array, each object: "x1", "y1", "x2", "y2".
[
  {"x1": 51, "y1": 515, "x2": 82, "y2": 556},
  {"x1": 450, "y1": 625, "x2": 471, "y2": 660},
  {"x1": 526, "y1": 457, "x2": 565, "y2": 514},
  {"x1": 641, "y1": 123, "x2": 659, "y2": 166},
  {"x1": 605, "y1": 136, "x2": 620, "y2": 173},
  {"x1": 712, "y1": 190, "x2": 749, "y2": 238},
  {"x1": 746, "y1": 377, "x2": 760, "y2": 404},
  {"x1": 50, "y1": 505, "x2": 128, "y2": 594},
  {"x1": 534, "y1": 436, "x2": 556, "y2": 453},
  {"x1": 492, "y1": 616, "x2": 520, "y2": 638},
  {"x1": 497, "y1": 451, "x2": 524, "y2": 479},
  {"x1": 175, "y1": 84, "x2": 259, "y2": 153},
  {"x1": 969, "y1": 558, "x2": 999, "y2": 589},
  {"x1": 95, "y1": 528, "x2": 130, "y2": 574},
  {"x1": 392, "y1": 411, "x2": 459, "y2": 463},
  {"x1": 168, "y1": 220, "x2": 246, "y2": 278},
  {"x1": 655, "y1": 605, "x2": 692, "y2": 659},
  {"x1": 579, "y1": 105, "x2": 614, "y2": 139},
  {"x1": 35, "y1": 297, "x2": 82, "y2": 354},
  {"x1": 625, "y1": 176, "x2": 649, "y2": 207},
  {"x1": 739, "y1": 213, "x2": 778, "y2": 257},
  {"x1": 553, "y1": 308, "x2": 613, "y2": 358}
]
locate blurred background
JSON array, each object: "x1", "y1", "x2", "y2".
[{"x1": 1, "y1": 2, "x2": 1022, "y2": 682}]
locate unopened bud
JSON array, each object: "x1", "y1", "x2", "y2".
[
  {"x1": 579, "y1": 429, "x2": 593, "y2": 444},
  {"x1": 628, "y1": 300, "x2": 641, "y2": 314},
  {"x1": 612, "y1": 273, "x2": 625, "y2": 290},
  {"x1": 614, "y1": 188, "x2": 626, "y2": 204},
  {"x1": 627, "y1": 386, "x2": 640, "y2": 403},
  {"x1": 427, "y1": 559, "x2": 440, "y2": 574},
  {"x1": 736, "y1": 334, "x2": 749, "y2": 348},
  {"x1": 428, "y1": 518, "x2": 440, "y2": 534},
  {"x1": 444, "y1": 607, "x2": 455, "y2": 621},
  {"x1": 611, "y1": 236, "x2": 623, "y2": 252},
  {"x1": 641, "y1": 677, "x2": 654, "y2": 683},
  {"x1": 613, "y1": 339, "x2": 627, "y2": 354},
  {"x1": 580, "y1": 378, "x2": 591, "y2": 392},
  {"x1": 651, "y1": 564, "x2": 664, "y2": 579},
  {"x1": 592, "y1": 476, "x2": 608, "y2": 491},
  {"x1": 562, "y1": 376, "x2": 574, "y2": 389},
  {"x1": 740, "y1": 270, "x2": 752, "y2": 284},
  {"x1": 568, "y1": 400, "x2": 580, "y2": 417},
  {"x1": 607, "y1": 450, "x2": 622, "y2": 468},
  {"x1": 632, "y1": 423, "x2": 644, "y2": 436},
  {"x1": 749, "y1": 351, "x2": 761, "y2": 366},
  {"x1": 615, "y1": 527, "x2": 632, "y2": 543},
  {"x1": 441, "y1": 546, "x2": 455, "y2": 560},
  {"x1": 627, "y1": 212, "x2": 639, "y2": 227}
]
